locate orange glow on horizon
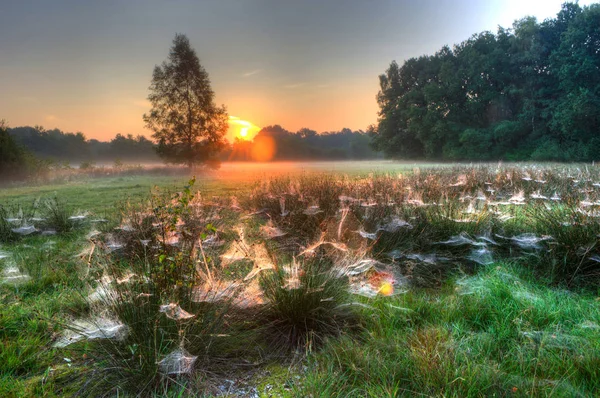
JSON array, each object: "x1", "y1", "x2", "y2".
[{"x1": 250, "y1": 135, "x2": 276, "y2": 162}]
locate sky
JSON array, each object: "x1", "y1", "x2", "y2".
[{"x1": 1, "y1": 0, "x2": 598, "y2": 142}]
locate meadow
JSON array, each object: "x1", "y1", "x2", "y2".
[{"x1": 1, "y1": 161, "x2": 599, "y2": 397}]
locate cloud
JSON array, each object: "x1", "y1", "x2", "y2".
[
  {"x1": 229, "y1": 116, "x2": 253, "y2": 127},
  {"x1": 44, "y1": 114, "x2": 60, "y2": 122},
  {"x1": 242, "y1": 69, "x2": 262, "y2": 77},
  {"x1": 228, "y1": 116, "x2": 260, "y2": 134}
]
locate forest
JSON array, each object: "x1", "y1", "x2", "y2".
[{"x1": 371, "y1": 2, "x2": 600, "y2": 161}]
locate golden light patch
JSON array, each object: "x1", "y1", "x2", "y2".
[
  {"x1": 228, "y1": 116, "x2": 259, "y2": 141},
  {"x1": 379, "y1": 281, "x2": 394, "y2": 296},
  {"x1": 251, "y1": 135, "x2": 276, "y2": 162}
]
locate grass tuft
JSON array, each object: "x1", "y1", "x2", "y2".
[{"x1": 259, "y1": 258, "x2": 357, "y2": 352}]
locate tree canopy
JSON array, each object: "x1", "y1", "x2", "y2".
[
  {"x1": 371, "y1": 3, "x2": 600, "y2": 161},
  {"x1": 143, "y1": 33, "x2": 228, "y2": 168}
]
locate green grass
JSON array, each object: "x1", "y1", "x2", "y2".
[
  {"x1": 0, "y1": 176, "x2": 187, "y2": 214},
  {"x1": 1, "y1": 162, "x2": 600, "y2": 397},
  {"x1": 300, "y1": 264, "x2": 600, "y2": 396}
]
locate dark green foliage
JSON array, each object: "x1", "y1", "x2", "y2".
[
  {"x1": 372, "y1": 3, "x2": 600, "y2": 161},
  {"x1": 105, "y1": 133, "x2": 157, "y2": 162},
  {"x1": 8, "y1": 125, "x2": 91, "y2": 161},
  {"x1": 0, "y1": 121, "x2": 39, "y2": 182},
  {"x1": 8, "y1": 124, "x2": 380, "y2": 165}
]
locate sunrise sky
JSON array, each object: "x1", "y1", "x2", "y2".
[{"x1": 1, "y1": 0, "x2": 598, "y2": 142}]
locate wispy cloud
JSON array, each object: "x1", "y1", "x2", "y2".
[
  {"x1": 242, "y1": 69, "x2": 262, "y2": 77},
  {"x1": 44, "y1": 114, "x2": 60, "y2": 122},
  {"x1": 229, "y1": 115, "x2": 251, "y2": 127},
  {"x1": 283, "y1": 82, "x2": 306, "y2": 89}
]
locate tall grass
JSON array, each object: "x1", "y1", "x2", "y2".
[
  {"x1": 56, "y1": 178, "x2": 246, "y2": 395},
  {"x1": 42, "y1": 197, "x2": 76, "y2": 233},
  {"x1": 259, "y1": 258, "x2": 356, "y2": 352},
  {"x1": 66, "y1": 271, "x2": 232, "y2": 396},
  {"x1": 247, "y1": 166, "x2": 600, "y2": 286},
  {"x1": 4, "y1": 164, "x2": 600, "y2": 396},
  {"x1": 0, "y1": 205, "x2": 16, "y2": 242}
]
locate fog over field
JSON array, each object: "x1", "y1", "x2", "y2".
[{"x1": 2, "y1": 1, "x2": 600, "y2": 397}]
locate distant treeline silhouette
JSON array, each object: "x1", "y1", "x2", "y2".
[
  {"x1": 224, "y1": 125, "x2": 380, "y2": 161},
  {"x1": 7, "y1": 125, "x2": 380, "y2": 163},
  {"x1": 371, "y1": 2, "x2": 600, "y2": 161},
  {"x1": 8, "y1": 126, "x2": 157, "y2": 162}
]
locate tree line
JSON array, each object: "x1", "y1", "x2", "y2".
[
  {"x1": 8, "y1": 126, "x2": 158, "y2": 162},
  {"x1": 224, "y1": 125, "x2": 379, "y2": 161},
  {"x1": 6, "y1": 124, "x2": 379, "y2": 165},
  {"x1": 371, "y1": 2, "x2": 600, "y2": 161}
]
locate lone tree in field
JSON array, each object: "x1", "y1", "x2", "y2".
[{"x1": 144, "y1": 34, "x2": 228, "y2": 169}]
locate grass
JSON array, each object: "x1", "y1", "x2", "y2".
[
  {"x1": 259, "y1": 258, "x2": 357, "y2": 352},
  {"x1": 1, "y1": 161, "x2": 600, "y2": 396},
  {"x1": 300, "y1": 264, "x2": 600, "y2": 397}
]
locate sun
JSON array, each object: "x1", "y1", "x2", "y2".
[{"x1": 228, "y1": 116, "x2": 259, "y2": 141}]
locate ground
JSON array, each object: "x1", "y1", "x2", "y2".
[{"x1": 1, "y1": 161, "x2": 599, "y2": 397}]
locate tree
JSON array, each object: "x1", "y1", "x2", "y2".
[
  {"x1": 371, "y1": 2, "x2": 599, "y2": 161},
  {"x1": 0, "y1": 120, "x2": 34, "y2": 181},
  {"x1": 143, "y1": 34, "x2": 228, "y2": 168}
]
